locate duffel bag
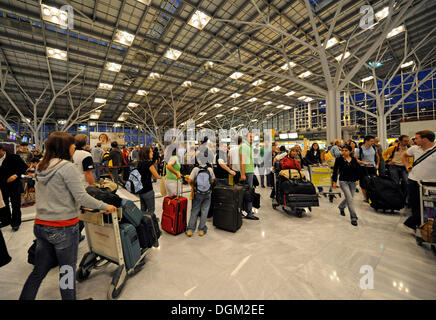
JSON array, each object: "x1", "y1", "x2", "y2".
[
  {"x1": 280, "y1": 178, "x2": 316, "y2": 195},
  {"x1": 86, "y1": 186, "x2": 123, "y2": 207},
  {"x1": 279, "y1": 169, "x2": 306, "y2": 180},
  {"x1": 280, "y1": 156, "x2": 301, "y2": 171}
]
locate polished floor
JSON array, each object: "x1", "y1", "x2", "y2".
[{"x1": 1, "y1": 178, "x2": 435, "y2": 300}]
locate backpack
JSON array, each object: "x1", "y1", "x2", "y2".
[
  {"x1": 195, "y1": 166, "x2": 212, "y2": 194},
  {"x1": 125, "y1": 169, "x2": 143, "y2": 194}
]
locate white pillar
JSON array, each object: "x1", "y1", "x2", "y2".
[
  {"x1": 376, "y1": 97, "x2": 388, "y2": 150},
  {"x1": 307, "y1": 103, "x2": 312, "y2": 129},
  {"x1": 326, "y1": 89, "x2": 341, "y2": 143}
]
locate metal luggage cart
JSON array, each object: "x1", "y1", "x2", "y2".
[
  {"x1": 272, "y1": 171, "x2": 319, "y2": 218},
  {"x1": 77, "y1": 207, "x2": 149, "y2": 299},
  {"x1": 307, "y1": 165, "x2": 342, "y2": 203},
  {"x1": 416, "y1": 180, "x2": 436, "y2": 254}
]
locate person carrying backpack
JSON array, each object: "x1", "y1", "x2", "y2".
[
  {"x1": 186, "y1": 161, "x2": 215, "y2": 237},
  {"x1": 354, "y1": 135, "x2": 380, "y2": 202}
]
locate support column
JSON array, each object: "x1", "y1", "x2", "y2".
[
  {"x1": 376, "y1": 96, "x2": 387, "y2": 149},
  {"x1": 326, "y1": 89, "x2": 342, "y2": 143},
  {"x1": 307, "y1": 103, "x2": 312, "y2": 129}
]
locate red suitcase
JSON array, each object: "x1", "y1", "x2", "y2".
[{"x1": 161, "y1": 180, "x2": 188, "y2": 236}]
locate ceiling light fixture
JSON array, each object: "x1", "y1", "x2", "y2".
[
  {"x1": 215, "y1": 114, "x2": 224, "y2": 118},
  {"x1": 164, "y1": 48, "x2": 182, "y2": 60},
  {"x1": 335, "y1": 52, "x2": 351, "y2": 62},
  {"x1": 149, "y1": 72, "x2": 162, "y2": 80},
  {"x1": 213, "y1": 103, "x2": 222, "y2": 107},
  {"x1": 325, "y1": 37, "x2": 339, "y2": 49},
  {"x1": 361, "y1": 76, "x2": 374, "y2": 82},
  {"x1": 204, "y1": 61, "x2": 214, "y2": 69},
  {"x1": 89, "y1": 121, "x2": 97, "y2": 126},
  {"x1": 182, "y1": 81, "x2": 192, "y2": 87},
  {"x1": 230, "y1": 107, "x2": 239, "y2": 111},
  {"x1": 252, "y1": 79, "x2": 263, "y2": 86},
  {"x1": 90, "y1": 113, "x2": 100, "y2": 120},
  {"x1": 128, "y1": 102, "x2": 139, "y2": 107},
  {"x1": 46, "y1": 47, "x2": 67, "y2": 61},
  {"x1": 114, "y1": 30, "x2": 135, "y2": 46},
  {"x1": 209, "y1": 87, "x2": 220, "y2": 93},
  {"x1": 376, "y1": 7, "x2": 390, "y2": 21},
  {"x1": 285, "y1": 91, "x2": 296, "y2": 96},
  {"x1": 298, "y1": 71, "x2": 312, "y2": 79},
  {"x1": 94, "y1": 98, "x2": 107, "y2": 104},
  {"x1": 105, "y1": 62, "x2": 122, "y2": 72},
  {"x1": 229, "y1": 72, "x2": 243, "y2": 80},
  {"x1": 117, "y1": 116, "x2": 126, "y2": 122},
  {"x1": 248, "y1": 97, "x2": 258, "y2": 102},
  {"x1": 270, "y1": 86, "x2": 281, "y2": 92},
  {"x1": 281, "y1": 62, "x2": 296, "y2": 70},
  {"x1": 188, "y1": 10, "x2": 211, "y2": 30},
  {"x1": 136, "y1": 90, "x2": 149, "y2": 96},
  {"x1": 41, "y1": 4, "x2": 68, "y2": 27},
  {"x1": 98, "y1": 83, "x2": 113, "y2": 90},
  {"x1": 263, "y1": 101, "x2": 272, "y2": 106},
  {"x1": 230, "y1": 93, "x2": 241, "y2": 98},
  {"x1": 401, "y1": 61, "x2": 415, "y2": 69},
  {"x1": 113, "y1": 123, "x2": 121, "y2": 127},
  {"x1": 199, "y1": 112, "x2": 207, "y2": 116},
  {"x1": 387, "y1": 25, "x2": 406, "y2": 38}
]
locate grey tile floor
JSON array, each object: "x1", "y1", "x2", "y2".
[{"x1": 1, "y1": 180, "x2": 435, "y2": 300}]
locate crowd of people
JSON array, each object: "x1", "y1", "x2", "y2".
[{"x1": 0, "y1": 128, "x2": 435, "y2": 300}]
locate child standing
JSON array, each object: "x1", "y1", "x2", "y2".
[{"x1": 186, "y1": 163, "x2": 215, "y2": 237}]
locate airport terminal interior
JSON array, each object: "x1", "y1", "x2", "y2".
[{"x1": 0, "y1": 0, "x2": 436, "y2": 301}]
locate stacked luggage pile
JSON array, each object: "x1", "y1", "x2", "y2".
[{"x1": 272, "y1": 155, "x2": 319, "y2": 218}]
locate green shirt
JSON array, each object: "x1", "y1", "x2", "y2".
[
  {"x1": 240, "y1": 142, "x2": 254, "y2": 173},
  {"x1": 166, "y1": 156, "x2": 181, "y2": 180}
]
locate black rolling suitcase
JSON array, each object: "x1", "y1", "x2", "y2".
[
  {"x1": 212, "y1": 185, "x2": 244, "y2": 232},
  {"x1": 366, "y1": 176, "x2": 405, "y2": 212},
  {"x1": 136, "y1": 212, "x2": 161, "y2": 248}
]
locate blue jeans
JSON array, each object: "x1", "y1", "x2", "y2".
[
  {"x1": 93, "y1": 162, "x2": 102, "y2": 181},
  {"x1": 20, "y1": 223, "x2": 80, "y2": 300},
  {"x1": 338, "y1": 181, "x2": 358, "y2": 222},
  {"x1": 243, "y1": 173, "x2": 254, "y2": 215},
  {"x1": 187, "y1": 193, "x2": 211, "y2": 233},
  {"x1": 139, "y1": 189, "x2": 155, "y2": 215}
]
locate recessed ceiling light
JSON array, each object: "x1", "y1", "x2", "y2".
[
  {"x1": 94, "y1": 98, "x2": 106, "y2": 104},
  {"x1": 387, "y1": 25, "x2": 405, "y2": 38},
  {"x1": 401, "y1": 61, "x2": 415, "y2": 69},
  {"x1": 213, "y1": 103, "x2": 222, "y2": 107},
  {"x1": 252, "y1": 79, "x2": 263, "y2": 86},
  {"x1": 298, "y1": 96, "x2": 308, "y2": 101},
  {"x1": 149, "y1": 72, "x2": 162, "y2": 80},
  {"x1": 325, "y1": 37, "x2": 339, "y2": 49},
  {"x1": 90, "y1": 113, "x2": 100, "y2": 120},
  {"x1": 282, "y1": 106, "x2": 292, "y2": 110},
  {"x1": 98, "y1": 83, "x2": 113, "y2": 90},
  {"x1": 113, "y1": 123, "x2": 121, "y2": 127},
  {"x1": 276, "y1": 105, "x2": 285, "y2": 109},
  {"x1": 335, "y1": 52, "x2": 351, "y2": 62},
  {"x1": 188, "y1": 10, "x2": 211, "y2": 30},
  {"x1": 41, "y1": 4, "x2": 68, "y2": 27},
  {"x1": 285, "y1": 91, "x2": 296, "y2": 96},
  {"x1": 361, "y1": 76, "x2": 374, "y2": 82},
  {"x1": 205, "y1": 61, "x2": 214, "y2": 69},
  {"x1": 304, "y1": 97, "x2": 314, "y2": 103},
  {"x1": 128, "y1": 102, "x2": 139, "y2": 107},
  {"x1": 137, "y1": 0, "x2": 151, "y2": 4},
  {"x1": 117, "y1": 116, "x2": 126, "y2": 122},
  {"x1": 251, "y1": 119, "x2": 258, "y2": 122},
  {"x1": 136, "y1": 90, "x2": 149, "y2": 96},
  {"x1": 298, "y1": 71, "x2": 312, "y2": 79},
  {"x1": 209, "y1": 87, "x2": 220, "y2": 93},
  {"x1": 267, "y1": 113, "x2": 275, "y2": 117},
  {"x1": 248, "y1": 97, "x2": 258, "y2": 102},
  {"x1": 89, "y1": 121, "x2": 97, "y2": 126},
  {"x1": 114, "y1": 30, "x2": 135, "y2": 46},
  {"x1": 264, "y1": 101, "x2": 272, "y2": 106},
  {"x1": 105, "y1": 62, "x2": 122, "y2": 72},
  {"x1": 230, "y1": 107, "x2": 239, "y2": 111},
  {"x1": 182, "y1": 81, "x2": 192, "y2": 87},
  {"x1": 215, "y1": 114, "x2": 224, "y2": 118},
  {"x1": 281, "y1": 62, "x2": 296, "y2": 70},
  {"x1": 46, "y1": 47, "x2": 67, "y2": 61},
  {"x1": 229, "y1": 72, "x2": 243, "y2": 80},
  {"x1": 230, "y1": 93, "x2": 241, "y2": 98},
  {"x1": 164, "y1": 48, "x2": 182, "y2": 60},
  {"x1": 199, "y1": 112, "x2": 207, "y2": 116},
  {"x1": 57, "y1": 119, "x2": 67, "y2": 125},
  {"x1": 270, "y1": 86, "x2": 281, "y2": 92},
  {"x1": 203, "y1": 120, "x2": 210, "y2": 124}
]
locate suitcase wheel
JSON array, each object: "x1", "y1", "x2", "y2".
[
  {"x1": 76, "y1": 266, "x2": 91, "y2": 282},
  {"x1": 272, "y1": 203, "x2": 279, "y2": 210},
  {"x1": 416, "y1": 237, "x2": 424, "y2": 247},
  {"x1": 329, "y1": 195, "x2": 334, "y2": 203}
]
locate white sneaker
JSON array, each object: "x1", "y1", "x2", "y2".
[{"x1": 241, "y1": 210, "x2": 248, "y2": 217}]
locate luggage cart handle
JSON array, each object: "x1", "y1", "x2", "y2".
[{"x1": 80, "y1": 207, "x2": 101, "y2": 213}]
